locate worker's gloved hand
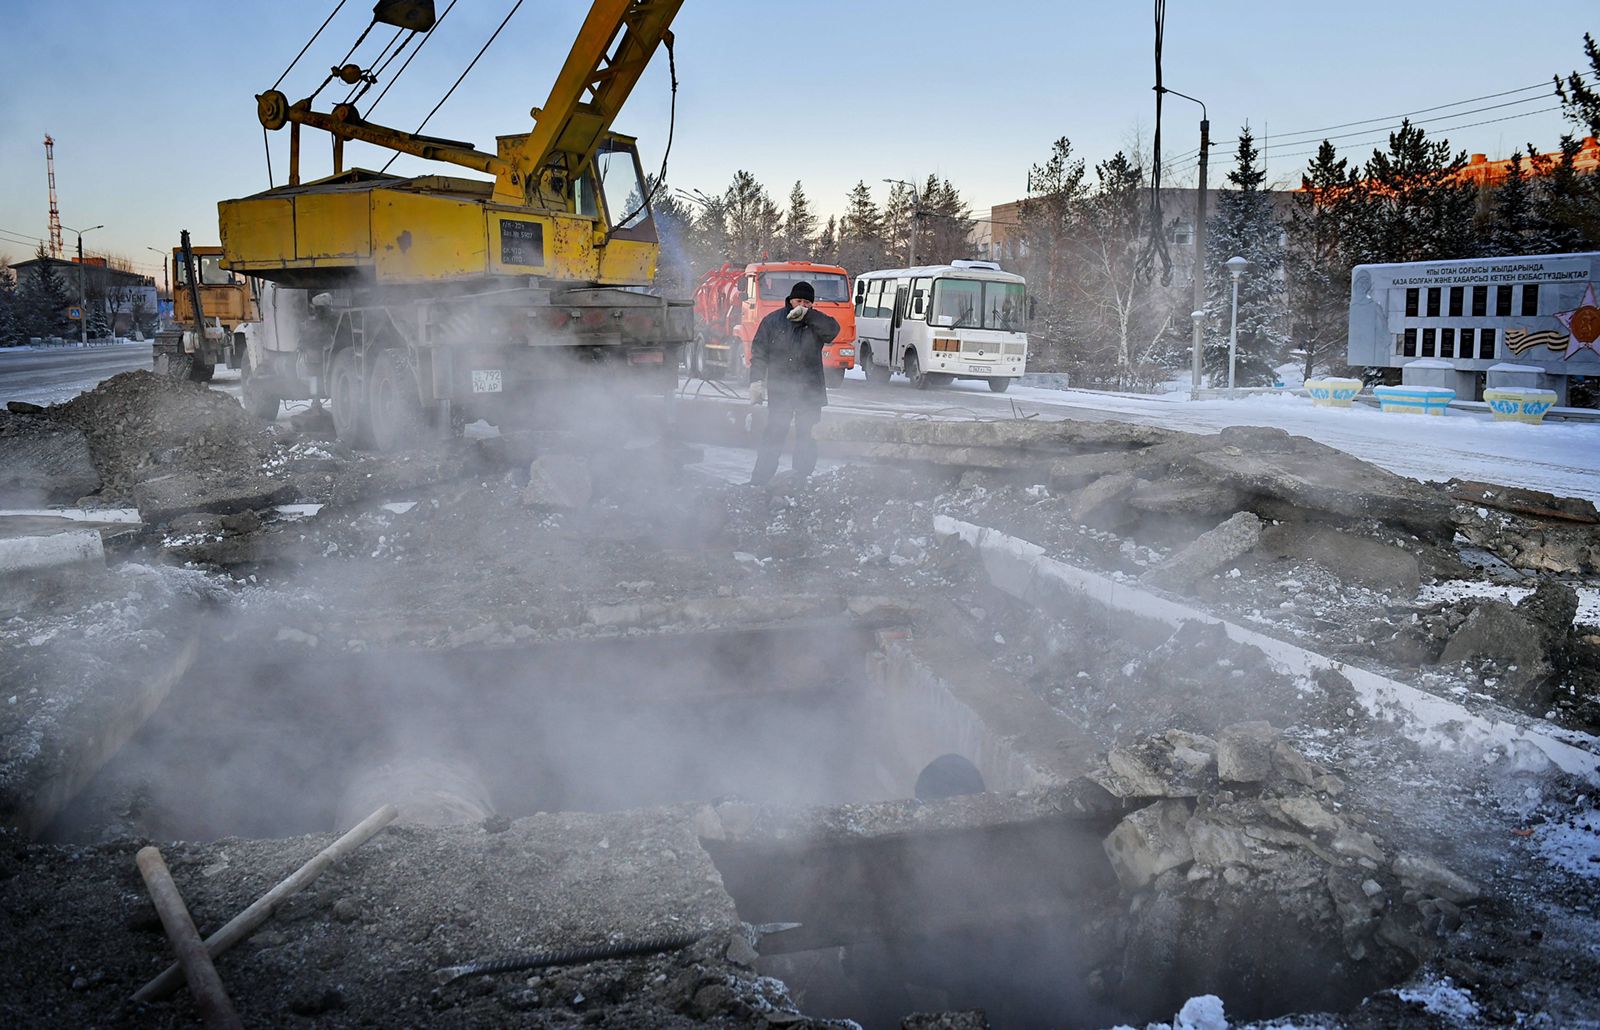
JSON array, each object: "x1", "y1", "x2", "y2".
[
  {"x1": 786, "y1": 303, "x2": 808, "y2": 323},
  {"x1": 749, "y1": 380, "x2": 766, "y2": 405}
]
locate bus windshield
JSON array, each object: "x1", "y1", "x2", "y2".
[
  {"x1": 932, "y1": 279, "x2": 1025, "y2": 331},
  {"x1": 760, "y1": 272, "x2": 849, "y2": 303}
]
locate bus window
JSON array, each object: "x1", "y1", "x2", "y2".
[
  {"x1": 984, "y1": 282, "x2": 1026, "y2": 331},
  {"x1": 910, "y1": 277, "x2": 930, "y2": 319},
  {"x1": 866, "y1": 280, "x2": 886, "y2": 319},
  {"x1": 854, "y1": 279, "x2": 867, "y2": 315},
  {"x1": 931, "y1": 279, "x2": 983, "y2": 328}
]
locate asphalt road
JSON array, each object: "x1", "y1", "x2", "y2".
[{"x1": 0, "y1": 343, "x2": 154, "y2": 407}]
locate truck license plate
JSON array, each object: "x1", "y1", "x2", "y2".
[
  {"x1": 969, "y1": 364, "x2": 992, "y2": 374},
  {"x1": 471, "y1": 370, "x2": 503, "y2": 394}
]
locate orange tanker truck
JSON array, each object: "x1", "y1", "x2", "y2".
[{"x1": 687, "y1": 260, "x2": 856, "y2": 387}]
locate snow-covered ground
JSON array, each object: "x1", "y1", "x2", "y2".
[{"x1": 786, "y1": 370, "x2": 1600, "y2": 504}]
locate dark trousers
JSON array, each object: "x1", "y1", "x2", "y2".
[{"x1": 751, "y1": 394, "x2": 820, "y2": 485}]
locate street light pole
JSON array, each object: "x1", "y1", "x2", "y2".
[
  {"x1": 145, "y1": 246, "x2": 169, "y2": 300},
  {"x1": 1226, "y1": 255, "x2": 1249, "y2": 393},
  {"x1": 1155, "y1": 86, "x2": 1209, "y2": 399},
  {"x1": 62, "y1": 223, "x2": 104, "y2": 346}
]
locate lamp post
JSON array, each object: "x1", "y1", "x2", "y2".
[
  {"x1": 62, "y1": 223, "x2": 104, "y2": 346},
  {"x1": 1226, "y1": 255, "x2": 1249, "y2": 393},
  {"x1": 144, "y1": 246, "x2": 169, "y2": 298},
  {"x1": 883, "y1": 178, "x2": 921, "y2": 266},
  {"x1": 1154, "y1": 86, "x2": 1209, "y2": 399}
]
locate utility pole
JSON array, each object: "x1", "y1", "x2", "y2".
[
  {"x1": 1156, "y1": 87, "x2": 1209, "y2": 398},
  {"x1": 63, "y1": 223, "x2": 104, "y2": 346}
]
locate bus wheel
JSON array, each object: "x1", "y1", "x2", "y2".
[
  {"x1": 825, "y1": 364, "x2": 846, "y2": 388},
  {"x1": 988, "y1": 377, "x2": 1011, "y2": 394},
  {"x1": 864, "y1": 346, "x2": 891, "y2": 384},
  {"x1": 905, "y1": 350, "x2": 929, "y2": 390}
]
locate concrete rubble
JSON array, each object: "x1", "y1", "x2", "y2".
[{"x1": 2, "y1": 381, "x2": 1600, "y2": 1028}]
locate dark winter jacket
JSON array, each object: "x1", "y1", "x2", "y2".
[{"x1": 750, "y1": 305, "x2": 840, "y2": 406}]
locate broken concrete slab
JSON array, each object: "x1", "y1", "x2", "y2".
[
  {"x1": 1127, "y1": 476, "x2": 1247, "y2": 519},
  {"x1": 0, "y1": 412, "x2": 100, "y2": 505},
  {"x1": 1216, "y1": 722, "x2": 1279, "y2": 783},
  {"x1": 522, "y1": 455, "x2": 594, "y2": 509},
  {"x1": 0, "y1": 529, "x2": 104, "y2": 579},
  {"x1": 1437, "y1": 600, "x2": 1558, "y2": 699},
  {"x1": 1391, "y1": 851, "x2": 1482, "y2": 904},
  {"x1": 1448, "y1": 479, "x2": 1599, "y2": 525},
  {"x1": 812, "y1": 415, "x2": 1183, "y2": 455},
  {"x1": 1104, "y1": 798, "x2": 1195, "y2": 890},
  {"x1": 1068, "y1": 471, "x2": 1139, "y2": 528},
  {"x1": 133, "y1": 469, "x2": 294, "y2": 523},
  {"x1": 1183, "y1": 441, "x2": 1456, "y2": 542},
  {"x1": 1257, "y1": 522, "x2": 1421, "y2": 595},
  {"x1": 1142, "y1": 511, "x2": 1263, "y2": 591}
]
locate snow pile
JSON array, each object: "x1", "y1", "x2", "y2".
[
  {"x1": 1534, "y1": 799, "x2": 1600, "y2": 878},
  {"x1": 1419, "y1": 579, "x2": 1600, "y2": 628},
  {"x1": 1396, "y1": 976, "x2": 1481, "y2": 1022}
]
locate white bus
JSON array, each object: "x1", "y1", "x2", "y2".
[{"x1": 853, "y1": 260, "x2": 1028, "y2": 392}]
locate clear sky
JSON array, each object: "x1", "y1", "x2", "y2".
[{"x1": 1, "y1": 1, "x2": 1594, "y2": 280}]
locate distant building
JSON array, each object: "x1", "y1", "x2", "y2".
[
  {"x1": 1454, "y1": 136, "x2": 1600, "y2": 189},
  {"x1": 11, "y1": 256, "x2": 157, "y2": 335}
]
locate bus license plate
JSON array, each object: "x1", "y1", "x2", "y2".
[
  {"x1": 969, "y1": 364, "x2": 992, "y2": 374},
  {"x1": 471, "y1": 370, "x2": 503, "y2": 393}
]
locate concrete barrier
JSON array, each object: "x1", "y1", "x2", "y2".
[
  {"x1": 1373, "y1": 385, "x2": 1454, "y2": 415},
  {"x1": 1484, "y1": 388, "x2": 1558, "y2": 424},
  {"x1": 1304, "y1": 377, "x2": 1363, "y2": 407}
]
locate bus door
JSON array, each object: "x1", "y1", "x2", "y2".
[{"x1": 890, "y1": 283, "x2": 909, "y2": 369}]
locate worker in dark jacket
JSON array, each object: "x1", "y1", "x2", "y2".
[{"x1": 748, "y1": 280, "x2": 840, "y2": 486}]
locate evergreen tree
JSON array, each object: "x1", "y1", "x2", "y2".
[
  {"x1": 1203, "y1": 126, "x2": 1288, "y2": 386},
  {"x1": 1285, "y1": 140, "x2": 1360, "y2": 380},
  {"x1": 778, "y1": 181, "x2": 817, "y2": 258},
  {"x1": 18, "y1": 247, "x2": 71, "y2": 341},
  {"x1": 722, "y1": 170, "x2": 782, "y2": 263},
  {"x1": 817, "y1": 215, "x2": 837, "y2": 260},
  {"x1": 916, "y1": 174, "x2": 975, "y2": 265},
  {"x1": 881, "y1": 181, "x2": 916, "y2": 265},
  {"x1": 1347, "y1": 120, "x2": 1478, "y2": 264},
  {"x1": 1014, "y1": 137, "x2": 1091, "y2": 370},
  {"x1": 837, "y1": 180, "x2": 887, "y2": 273},
  {"x1": 1555, "y1": 32, "x2": 1600, "y2": 137},
  {"x1": 689, "y1": 194, "x2": 731, "y2": 268},
  {"x1": 1487, "y1": 151, "x2": 1536, "y2": 255},
  {"x1": 0, "y1": 263, "x2": 20, "y2": 347},
  {"x1": 1528, "y1": 136, "x2": 1600, "y2": 252}
]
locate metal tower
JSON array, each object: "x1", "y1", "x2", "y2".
[{"x1": 44, "y1": 135, "x2": 63, "y2": 259}]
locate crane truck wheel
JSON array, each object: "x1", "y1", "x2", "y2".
[
  {"x1": 366, "y1": 348, "x2": 427, "y2": 452},
  {"x1": 238, "y1": 351, "x2": 281, "y2": 420},
  {"x1": 328, "y1": 348, "x2": 373, "y2": 448}
]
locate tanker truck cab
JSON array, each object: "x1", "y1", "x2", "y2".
[
  {"x1": 854, "y1": 261, "x2": 1027, "y2": 393},
  {"x1": 744, "y1": 263, "x2": 857, "y2": 386}
]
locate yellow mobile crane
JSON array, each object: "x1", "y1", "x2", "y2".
[{"x1": 219, "y1": 0, "x2": 687, "y2": 448}]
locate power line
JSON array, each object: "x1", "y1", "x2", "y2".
[
  {"x1": 1165, "y1": 103, "x2": 1565, "y2": 178},
  {"x1": 1164, "y1": 71, "x2": 1594, "y2": 163}
]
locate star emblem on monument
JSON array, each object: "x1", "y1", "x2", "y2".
[{"x1": 1555, "y1": 281, "x2": 1600, "y2": 358}]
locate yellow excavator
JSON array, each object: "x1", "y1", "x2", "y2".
[{"x1": 219, "y1": 0, "x2": 688, "y2": 447}]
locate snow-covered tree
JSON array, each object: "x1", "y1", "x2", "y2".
[
  {"x1": 1487, "y1": 151, "x2": 1536, "y2": 256},
  {"x1": 915, "y1": 174, "x2": 975, "y2": 266},
  {"x1": 1203, "y1": 126, "x2": 1287, "y2": 386},
  {"x1": 18, "y1": 247, "x2": 71, "y2": 341},
  {"x1": 1527, "y1": 136, "x2": 1600, "y2": 252},
  {"x1": 816, "y1": 215, "x2": 836, "y2": 258},
  {"x1": 0, "y1": 262, "x2": 20, "y2": 346}
]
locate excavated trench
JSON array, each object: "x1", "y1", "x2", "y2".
[{"x1": 43, "y1": 615, "x2": 1413, "y2": 1028}]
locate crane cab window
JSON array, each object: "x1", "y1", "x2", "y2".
[
  {"x1": 594, "y1": 138, "x2": 656, "y2": 241},
  {"x1": 174, "y1": 253, "x2": 235, "y2": 287}
]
